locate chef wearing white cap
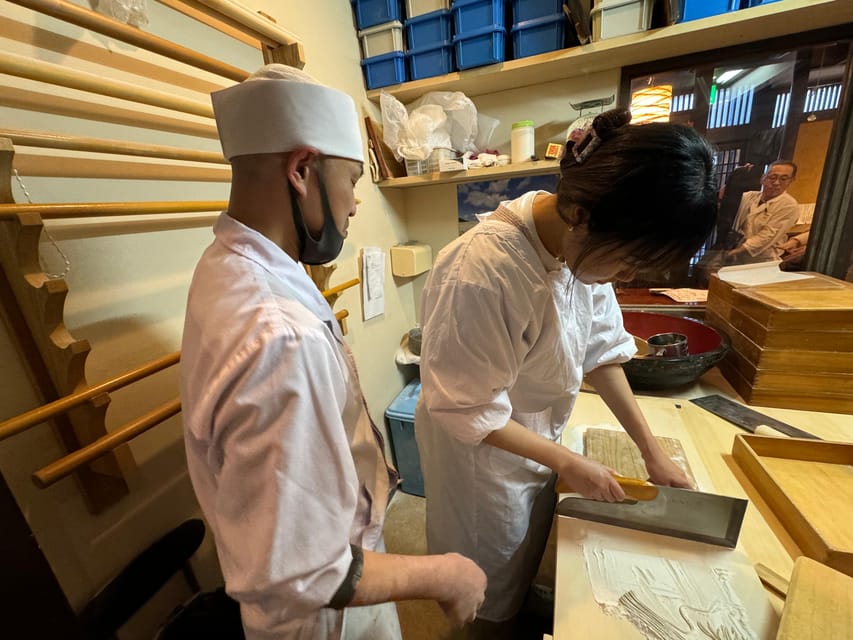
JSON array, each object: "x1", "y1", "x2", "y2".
[{"x1": 180, "y1": 65, "x2": 486, "y2": 640}]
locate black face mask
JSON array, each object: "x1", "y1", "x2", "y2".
[{"x1": 288, "y1": 162, "x2": 345, "y2": 265}]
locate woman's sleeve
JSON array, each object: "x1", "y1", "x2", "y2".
[
  {"x1": 419, "y1": 276, "x2": 527, "y2": 445},
  {"x1": 583, "y1": 284, "x2": 636, "y2": 374}
]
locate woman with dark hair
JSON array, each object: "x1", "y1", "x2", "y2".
[{"x1": 414, "y1": 109, "x2": 718, "y2": 639}]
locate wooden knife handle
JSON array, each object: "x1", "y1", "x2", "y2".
[{"x1": 556, "y1": 474, "x2": 659, "y2": 501}]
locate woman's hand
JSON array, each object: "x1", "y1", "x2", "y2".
[
  {"x1": 643, "y1": 451, "x2": 693, "y2": 489},
  {"x1": 557, "y1": 453, "x2": 625, "y2": 502}
]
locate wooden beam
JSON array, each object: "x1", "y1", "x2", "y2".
[
  {"x1": 8, "y1": 0, "x2": 249, "y2": 82},
  {"x1": 0, "y1": 201, "x2": 227, "y2": 220},
  {"x1": 13, "y1": 154, "x2": 230, "y2": 182}
]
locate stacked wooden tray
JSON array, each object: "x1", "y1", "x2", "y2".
[
  {"x1": 732, "y1": 434, "x2": 853, "y2": 578},
  {"x1": 706, "y1": 272, "x2": 853, "y2": 414},
  {"x1": 776, "y1": 556, "x2": 853, "y2": 640}
]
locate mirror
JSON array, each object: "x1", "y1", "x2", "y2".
[{"x1": 619, "y1": 32, "x2": 853, "y2": 289}]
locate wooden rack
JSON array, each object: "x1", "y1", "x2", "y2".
[{"x1": 0, "y1": 0, "x2": 354, "y2": 513}]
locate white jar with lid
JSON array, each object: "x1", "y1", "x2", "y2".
[{"x1": 511, "y1": 120, "x2": 534, "y2": 164}]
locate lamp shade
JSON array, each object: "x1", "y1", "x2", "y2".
[{"x1": 630, "y1": 84, "x2": 673, "y2": 124}]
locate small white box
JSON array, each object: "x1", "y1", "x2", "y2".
[
  {"x1": 591, "y1": 0, "x2": 653, "y2": 40},
  {"x1": 405, "y1": 0, "x2": 450, "y2": 18},
  {"x1": 358, "y1": 20, "x2": 405, "y2": 58},
  {"x1": 391, "y1": 242, "x2": 433, "y2": 277}
]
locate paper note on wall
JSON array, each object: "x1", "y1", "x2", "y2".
[{"x1": 362, "y1": 247, "x2": 385, "y2": 320}]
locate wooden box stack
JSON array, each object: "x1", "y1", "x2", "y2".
[{"x1": 706, "y1": 272, "x2": 853, "y2": 414}]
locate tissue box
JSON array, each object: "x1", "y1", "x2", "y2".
[{"x1": 391, "y1": 242, "x2": 433, "y2": 277}]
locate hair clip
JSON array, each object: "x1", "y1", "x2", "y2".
[{"x1": 571, "y1": 125, "x2": 601, "y2": 165}]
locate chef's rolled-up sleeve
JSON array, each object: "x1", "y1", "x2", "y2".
[{"x1": 205, "y1": 328, "x2": 356, "y2": 634}]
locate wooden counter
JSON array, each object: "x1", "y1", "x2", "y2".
[{"x1": 553, "y1": 373, "x2": 853, "y2": 639}]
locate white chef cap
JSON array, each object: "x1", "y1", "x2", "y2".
[{"x1": 211, "y1": 64, "x2": 364, "y2": 163}]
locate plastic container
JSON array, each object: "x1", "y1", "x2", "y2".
[
  {"x1": 353, "y1": 0, "x2": 404, "y2": 29},
  {"x1": 405, "y1": 9, "x2": 452, "y2": 50},
  {"x1": 681, "y1": 0, "x2": 737, "y2": 22},
  {"x1": 385, "y1": 379, "x2": 424, "y2": 497},
  {"x1": 590, "y1": 0, "x2": 653, "y2": 40},
  {"x1": 405, "y1": 147, "x2": 455, "y2": 175},
  {"x1": 407, "y1": 40, "x2": 455, "y2": 80},
  {"x1": 742, "y1": 0, "x2": 780, "y2": 7},
  {"x1": 511, "y1": 120, "x2": 534, "y2": 164},
  {"x1": 453, "y1": 24, "x2": 506, "y2": 69},
  {"x1": 358, "y1": 20, "x2": 405, "y2": 58},
  {"x1": 451, "y1": 0, "x2": 506, "y2": 34},
  {"x1": 406, "y1": 0, "x2": 450, "y2": 18},
  {"x1": 360, "y1": 50, "x2": 407, "y2": 89},
  {"x1": 511, "y1": 12, "x2": 567, "y2": 58},
  {"x1": 511, "y1": 0, "x2": 565, "y2": 22}
]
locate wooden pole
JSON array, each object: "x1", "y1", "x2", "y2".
[
  {"x1": 0, "y1": 352, "x2": 180, "y2": 442},
  {"x1": 192, "y1": 0, "x2": 303, "y2": 51},
  {"x1": 322, "y1": 277, "x2": 360, "y2": 300},
  {"x1": 0, "y1": 201, "x2": 226, "y2": 220},
  {"x1": 8, "y1": 0, "x2": 249, "y2": 82},
  {"x1": 0, "y1": 128, "x2": 226, "y2": 164},
  {"x1": 0, "y1": 52, "x2": 214, "y2": 118},
  {"x1": 32, "y1": 398, "x2": 182, "y2": 488}
]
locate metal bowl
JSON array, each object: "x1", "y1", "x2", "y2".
[{"x1": 621, "y1": 311, "x2": 729, "y2": 390}]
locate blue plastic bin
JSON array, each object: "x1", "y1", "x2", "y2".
[
  {"x1": 385, "y1": 379, "x2": 424, "y2": 497},
  {"x1": 408, "y1": 40, "x2": 455, "y2": 80},
  {"x1": 681, "y1": 0, "x2": 737, "y2": 22},
  {"x1": 453, "y1": 24, "x2": 506, "y2": 69},
  {"x1": 354, "y1": 0, "x2": 404, "y2": 29},
  {"x1": 361, "y1": 50, "x2": 407, "y2": 89},
  {"x1": 452, "y1": 0, "x2": 506, "y2": 33},
  {"x1": 743, "y1": 0, "x2": 780, "y2": 5},
  {"x1": 405, "y1": 9, "x2": 453, "y2": 50},
  {"x1": 511, "y1": 0, "x2": 565, "y2": 22},
  {"x1": 511, "y1": 12, "x2": 567, "y2": 58}
]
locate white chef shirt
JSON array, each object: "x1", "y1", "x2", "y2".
[
  {"x1": 415, "y1": 191, "x2": 635, "y2": 621},
  {"x1": 181, "y1": 213, "x2": 399, "y2": 640},
  {"x1": 733, "y1": 191, "x2": 799, "y2": 261}
]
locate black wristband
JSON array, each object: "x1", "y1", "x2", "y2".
[{"x1": 328, "y1": 544, "x2": 364, "y2": 609}]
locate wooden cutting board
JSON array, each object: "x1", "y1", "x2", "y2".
[
  {"x1": 776, "y1": 556, "x2": 853, "y2": 639},
  {"x1": 583, "y1": 428, "x2": 697, "y2": 487}
]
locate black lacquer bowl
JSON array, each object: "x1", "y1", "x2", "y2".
[{"x1": 621, "y1": 311, "x2": 729, "y2": 390}]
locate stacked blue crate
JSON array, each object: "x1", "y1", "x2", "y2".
[
  {"x1": 405, "y1": 5, "x2": 455, "y2": 80},
  {"x1": 681, "y1": 0, "x2": 738, "y2": 22},
  {"x1": 451, "y1": 0, "x2": 507, "y2": 70},
  {"x1": 355, "y1": 0, "x2": 408, "y2": 88},
  {"x1": 509, "y1": 0, "x2": 568, "y2": 59}
]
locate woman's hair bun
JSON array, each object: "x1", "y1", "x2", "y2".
[{"x1": 592, "y1": 108, "x2": 632, "y2": 139}]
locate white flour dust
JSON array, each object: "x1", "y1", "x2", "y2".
[{"x1": 583, "y1": 545, "x2": 757, "y2": 640}]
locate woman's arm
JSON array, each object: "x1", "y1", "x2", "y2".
[
  {"x1": 584, "y1": 363, "x2": 692, "y2": 488},
  {"x1": 483, "y1": 418, "x2": 625, "y2": 501}
]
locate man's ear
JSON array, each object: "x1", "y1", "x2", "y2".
[{"x1": 285, "y1": 146, "x2": 320, "y2": 197}]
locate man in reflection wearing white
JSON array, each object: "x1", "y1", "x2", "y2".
[{"x1": 723, "y1": 160, "x2": 799, "y2": 265}]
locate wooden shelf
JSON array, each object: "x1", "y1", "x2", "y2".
[
  {"x1": 367, "y1": 0, "x2": 853, "y2": 104},
  {"x1": 378, "y1": 159, "x2": 560, "y2": 188}
]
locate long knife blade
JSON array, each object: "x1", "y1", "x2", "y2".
[
  {"x1": 556, "y1": 485, "x2": 748, "y2": 548},
  {"x1": 691, "y1": 394, "x2": 819, "y2": 440}
]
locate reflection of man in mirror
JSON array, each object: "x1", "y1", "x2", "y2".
[{"x1": 723, "y1": 160, "x2": 799, "y2": 265}]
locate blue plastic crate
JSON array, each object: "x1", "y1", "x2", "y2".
[
  {"x1": 742, "y1": 0, "x2": 780, "y2": 5},
  {"x1": 511, "y1": 12, "x2": 566, "y2": 58},
  {"x1": 453, "y1": 25, "x2": 505, "y2": 69},
  {"x1": 354, "y1": 0, "x2": 404, "y2": 29},
  {"x1": 682, "y1": 0, "x2": 737, "y2": 21},
  {"x1": 405, "y1": 9, "x2": 453, "y2": 50},
  {"x1": 511, "y1": 0, "x2": 565, "y2": 22},
  {"x1": 407, "y1": 40, "x2": 455, "y2": 80},
  {"x1": 452, "y1": 0, "x2": 506, "y2": 34},
  {"x1": 385, "y1": 379, "x2": 424, "y2": 497},
  {"x1": 361, "y1": 50, "x2": 407, "y2": 89}
]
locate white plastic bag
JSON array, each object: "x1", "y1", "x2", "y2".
[{"x1": 92, "y1": 0, "x2": 149, "y2": 28}]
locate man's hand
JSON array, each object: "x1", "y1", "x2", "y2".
[{"x1": 436, "y1": 553, "x2": 487, "y2": 628}]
